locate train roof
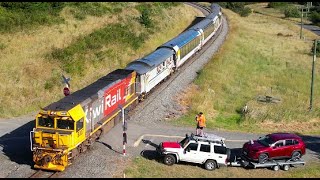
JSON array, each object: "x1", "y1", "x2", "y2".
[
  {"x1": 189, "y1": 18, "x2": 213, "y2": 31},
  {"x1": 159, "y1": 29, "x2": 200, "y2": 49},
  {"x1": 211, "y1": 3, "x2": 221, "y2": 14},
  {"x1": 189, "y1": 4, "x2": 221, "y2": 32},
  {"x1": 43, "y1": 69, "x2": 134, "y2": 111},
  {"x1": 125, "y1": 47, "x2": 174, "y2": 75}
]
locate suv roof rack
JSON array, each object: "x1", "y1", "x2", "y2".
[{"x1": 189, "y1": 133, "x2": 226, "y2": 145}]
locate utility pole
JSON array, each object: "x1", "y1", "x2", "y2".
[
  {"x1": 301, "y1": 2, "x2": 313, "y2": 40},
  {"x1": 309, "y1": 39, "x2": 318, "y2": 111},
  {"x1": 300, "y1": 6, "x2": 304, "y2": 40}
]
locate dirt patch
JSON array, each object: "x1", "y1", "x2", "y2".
[{"x1": 174, "y1": 84, "x2": 200, "y2": 113}]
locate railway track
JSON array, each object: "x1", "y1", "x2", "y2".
[
  {"x1": 29, "y1": 170, "x2": 58, "y2": 178},
  {"x1": 185, "y1": 2, "x2": 212, "y2": 15}
]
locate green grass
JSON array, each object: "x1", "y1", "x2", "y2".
[
  {"x1": 0, "y1": 2, "x2": 65, "y2": 33},
  {"x1": 48, "y1": 2, "x2": 183, "y2": 76},
  {"x1": 49, "y1": 23, "x2": 147, "y2": 75},
  {"x1": 173, "y1": 5, "x2": 320, "y2": 135},
  {"x1": 120, "y1": 157, "x2": 320, "y2": 178},
  {"x1": 284, "y1": 161, "x2": 320, "y2": 178},
  {"x1": 0, "y1": 2, "x2": 128, "y2": 33}
]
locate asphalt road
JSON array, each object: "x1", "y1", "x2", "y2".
[{"x1": 301, "y1": 23, "x2": 320, "y2": 36}]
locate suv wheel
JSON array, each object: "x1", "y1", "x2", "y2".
[
  {"x1": 258, "y1": 153, "x2": 268, "y2": 164},
  {"x1": 291, "y1": 151, "x2": 301, "y2": 161},
  {"x1": 204, "y1": 160, "x2": 217, "y2": 171},
  {"x1": 163, "y1": 155, "x2": 175, "y2": 166}
]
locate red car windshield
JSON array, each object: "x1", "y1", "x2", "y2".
[{"x1": 257, "y1": 135, "x2": 275, "y2": 147}]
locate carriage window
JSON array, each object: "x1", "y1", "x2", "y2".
[
  {"x1": 38, "y1": 116, "x2": 54, "y2": 128},
  {"x1": 57, "y1": 119, "x2": 74, "y2": 130}
]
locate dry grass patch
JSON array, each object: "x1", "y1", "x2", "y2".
[
  {"x1": 175, "y1": 6, "x2": 320, "y2": 134},
  {"x1": 0, "y1": 3, "x2": 202, "y2": 118},
  {"x1": 258, "y1": 119, "x2": 320, "y2": 134}
]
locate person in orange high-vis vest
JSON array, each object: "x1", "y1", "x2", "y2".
[{"x1": 195, "y1": 112, "x2": 206, "y2": 137}]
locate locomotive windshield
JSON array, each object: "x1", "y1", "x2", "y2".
[
  {"x1": 38, "y1": 116, "x2": 54, "y2": 128},
  {"x1": 57, "y1": 119, "x2": 74, "y2": 130}
]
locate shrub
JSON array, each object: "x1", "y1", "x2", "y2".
[
  {"x1": 239, "y1": 7, "x2": 251, "y2": 17},
  {"x1": 139, "y1": 9, "x2": 153, "y2": 28},
  {"x1": 284, "y1": 6, "x2": 300, "y2": 18},
  {"x1": 218, "y1": 2, "x2": 252, "y2": 17},
  {"x1": 309, "y1": 11, "x2": 320, "y2": 26}
]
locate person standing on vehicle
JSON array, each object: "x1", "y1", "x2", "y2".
[{"x1": 195, "y1": 112, "x2": 206, "y2": 136}]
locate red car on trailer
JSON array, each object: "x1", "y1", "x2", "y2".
[{"x1": 242, "y1": 132, "x2": 306, "y2": 164}]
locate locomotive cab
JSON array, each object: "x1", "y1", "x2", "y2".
[{"x1": 30, "y1": 105, "x2": 86, "y2": 171}]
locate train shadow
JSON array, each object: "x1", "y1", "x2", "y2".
[
  {"x1": 182, "y1": 17, "x2": 206, "y2": 32},
  {"x1": 0, "y1": 119, "x2": 35, "y2": 166}
]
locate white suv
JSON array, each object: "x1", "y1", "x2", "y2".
[{"x1": 157, "y1": 133, "x2": 230, "y2": 170}]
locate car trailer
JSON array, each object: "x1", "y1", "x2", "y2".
[{"x1": 228, "y1": 156, "x2": 306, "y2": 171}]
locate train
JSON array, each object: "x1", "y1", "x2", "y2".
[{"x1": 30, "y1": 3, "x2": 223, "y2": 171}]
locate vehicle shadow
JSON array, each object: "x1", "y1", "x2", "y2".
[
  {"x1": 140, "y1": 139, "x2": 162, "y2": 163},
  {"x1": 295, "y1": 133, "x2": 320, "y2": 160},
  {"x1": 0, "y1": 119, "x2": 35, "y2": 166}
]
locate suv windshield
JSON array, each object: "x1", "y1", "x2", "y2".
[{"x1": 258, "y1": 135, "x2": 275, "y2": 147}]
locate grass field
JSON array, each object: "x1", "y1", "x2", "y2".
[
  {"x1": 0, "y1": 2, "x2": 202, "y2": 118},
  {"x1": 173, "y1": 3, "x2": 320, "y2": 135},
  {"x1": 118, "y1": 157, "x2": 320, "y2": 178}
]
